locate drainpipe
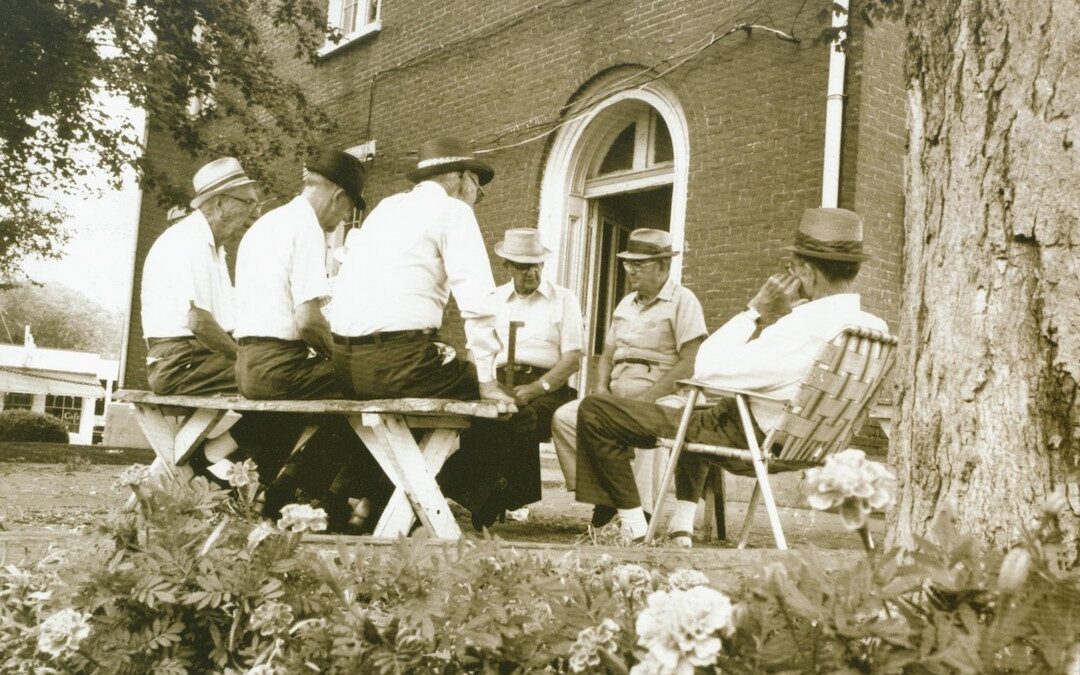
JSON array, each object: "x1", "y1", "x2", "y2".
[{"x1": 820, "y1": 0, "x2": 849, "y2": 208}]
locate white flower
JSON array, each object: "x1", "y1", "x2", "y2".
[
  {"x1": 247, "y1": 522, "x2": 275, "y2": 549},
  {"x1": 613, "y1": 563, "x2": 652, "y2": 596},
  {"x1": 226, "y1": 458, "x2": 260, "y2": 488},
  {"x1": 276, "y1": 503, "x2": 328, "y2": 533},
  {"x1": 37, "y1": 608, "x2": 92, "y2": 657},
  {"x1": 249, "y1": 601, "x2": 295, "y2": 637},
  {"x1": 803, "y1": 449, "x2": 896, "y2": 530},
  {"x1": 115, "y1": 464, "x2": 153, "y2": 490},
  {"x1": 569, "y1": 618, "x2": 621, "y2": 672},
  {"x1": 667, "y1": 569, "x2": 710, "y2": 591},
  {"x1": 632, "y1": 587, "x2": 734, "y2": 675}
]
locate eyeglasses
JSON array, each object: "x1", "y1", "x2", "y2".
[
  {"x1": 228, "y1": 194, "x2": 263, "y2": 212},
  {"x1": 465, "y1": 172, "x2": 485, "y2": 204},
  {"x1": 621, "y1": 260, "x2": 659, "y2": 272},
  {"x1": 507, "y1": 261, "x2": 540, "y2": 272}
]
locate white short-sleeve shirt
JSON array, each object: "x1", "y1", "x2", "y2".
[
  {"x1": 234, "y1": 196, "x2": 331, "y2": 340},
  {"x1": 493, "y1": 279, "x2": 584, "y2": 370}
]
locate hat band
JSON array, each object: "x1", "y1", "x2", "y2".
[
  {"x1": 417, "y1": 156, "x2": 474, "y2": 169},
  {"x1": 625, "y1": 240, "x2": 670, "y2": 256},
  {"x1": 196, "y1": 170, "x2": 249, "y2": 196},
  {"x1": 792, "y1": 231, "x2": 864, "y2": 257}
]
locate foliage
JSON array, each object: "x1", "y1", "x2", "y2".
[
  {"x1": 0, "y1": 0, "x2": 336, "y2": 278},
  {"x1": 0, "y1": 282, "x2": 123, "y2": 356},
  {"x1": 2, "y1": 464, "x2": 1078, "y2": 673},
  {"x1": 0, "y1": 410, "x2": 69, "y2": 443}
]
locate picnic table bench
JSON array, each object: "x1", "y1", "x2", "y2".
[{"x1": 113, "y1": 390, "x2": 516, "y2": 540}]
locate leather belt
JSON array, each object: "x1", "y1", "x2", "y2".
[
  {"x1": 237, "y1": 336, "x2": 304, "y2": 346},
  {"x1": 146, "y1": 336, "x2": 195, "y2": 347},
  {"x1": 497, "y1": 363, "x2": 546, "y2": 375},
  {"x1": 332, "y1": 328, "x2": 437, "y2": 346},
  {"x1": 613, "y1": 357, "x2": 663, "y2": 368}
]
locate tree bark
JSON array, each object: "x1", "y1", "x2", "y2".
[{"x1": 890, "y1": 0, "x2": 1080, "y2": 555}]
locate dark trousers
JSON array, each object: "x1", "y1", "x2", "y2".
[
  {"x1": 332, "y1": 335, "x2": 539, "y2": 512},
  {"x1": 497, "y1": 367, "x2": 577, "y2": 442},
  {"x1": 145, "y1": 338, "x2": 302, "y2": 482},
  {"x1": 236, "y1": 338, "x2": 392, "y2": 524},
  {"x1": 575, "y1": 394, "x2": 757, "y2": 509}
]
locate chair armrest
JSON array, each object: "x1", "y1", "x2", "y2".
[{"x1": 675, "y1": 379, "x2": 788, "y2": 404}]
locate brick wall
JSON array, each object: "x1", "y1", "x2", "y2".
[{"x1": 124, "y1": 0, "x2": 907, "y2": 390}]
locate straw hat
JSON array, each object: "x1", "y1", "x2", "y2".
[
  {"x1": 785, "y1": 208, "x2": 869, "y2": 262},
  {"x1": 405, "y1": 136, "x2": 494, "y2": 185},
  {"x1": 494, "y1": 228, "x2": 551, "y2": 264},
  {"x1": 190, "y1": 157, "x2": 256, "y2": 209},
  {"x1": 306, "y1": 148, "x2": 367, "y2": 210},
  {"x1": 615, "y1": 229, "x2": 679, "y2": 260}
]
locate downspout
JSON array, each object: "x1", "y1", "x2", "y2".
[{"x1": 820, "y1": 0, "x2": 849, "y2": 208}]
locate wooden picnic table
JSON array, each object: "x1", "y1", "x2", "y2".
[{"x1": 113, "y1": 390, "x2": 516, "y2": 540}]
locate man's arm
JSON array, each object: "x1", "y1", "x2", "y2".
[
  {"x1": 187, "y1": 301, "x2": 238, "y2": 357},
  {"x1": 593, "y1": 341, "x2": 616, "y2": 395},
  {"x1": 295, "y1": 299, "x2": 333, "y2": 359},
  {"x1": 513, "y1": 349, "x2": 581, "y2": 405},
  {"x1": 636, "y1": 336, "x2": 703, "y2": 402}
]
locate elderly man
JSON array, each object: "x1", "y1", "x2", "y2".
[
  {"x1": 232, "y1": 148, "x2": 389, "y2": 524},
  {"x1": 140, "y1": 157, "x2": 276, "y2": 482},
  {"x1": 490, "y1": 228, "x2": 584, "y2": 519},
  {"x1": 329, "y1": 137, "x2": 534, "y2": 530},
  {"x1": 552, "y1": 228, "x2": 707, "y2": 527},
  {"x1": 574, "y1": 208, "x2": 889, "y2": 543}
]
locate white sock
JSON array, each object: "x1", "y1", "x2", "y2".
[
  {"x1": 618, "y1": 507, "x2": 648, "y2": 539},
  {"x1": 204, "y1": 433, "x2": 239, "y2": 463},
  {"x1": 669, "y1": 500, "x2": 697, "y2": 535}
]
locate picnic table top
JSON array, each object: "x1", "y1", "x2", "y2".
[{"x1": 113, "y1": 390, "x2": 516, "y2": 419}]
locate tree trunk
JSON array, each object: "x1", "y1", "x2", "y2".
[{"x1": 890, "y1": 0, "x2": 1080, "y2": 555}]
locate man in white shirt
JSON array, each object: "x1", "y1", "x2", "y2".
[
  {"x1": 328, "y1": 136, "x2": 530, "y2": 530},
  {"x1": 232, "y1": 148, "x2": 389, "y2": 524},
  {"x1": 573, "y1": 208, "x2": 889, "y2": 543},
  {"x1": 489, "y1": 228, "x2": 584, "y2": 517},
  {"x1": 551, "y1": 229, "x2": 707, "y2": 527}
]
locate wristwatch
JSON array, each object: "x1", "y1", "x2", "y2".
[
  {"x1": 539, "y1": 379, "x2": 552, "y2": 392},
  {"x1": 742, "y1": 306, "x2": 762, "y2": 324}
]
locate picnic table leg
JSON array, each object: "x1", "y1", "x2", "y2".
[
  {"x1": 373, "y1": 428, "x2": 460, "y2": 536},
  {"x1": 127, "y1": 406, "x2": 225, "y2": 508},
  {"x1": 272, "y1": 424, "x2": 320, "y2": 483},
  {"x1": 346, "y1": 414, "x2": 462, "y2": 540}
]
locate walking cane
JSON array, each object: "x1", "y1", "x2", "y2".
[{"x1": 506, "y1": 321, "x2": 525, "y2": 388}]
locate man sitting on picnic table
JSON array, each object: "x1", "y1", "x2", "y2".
[
  {"x1": 140, "y1": 157, "x2": 300, "y2": 485},
  {"x1": 489, "y1": 228, "x2": 584, "y2": 522},
  {"x1": 551, "y1": 228, "x2": 707, "y2": 528},
  {"x1": 232, "y1": 148, "x2": 391, "y2": 526},
  {"x1": 573, "y1": 208, "x2": 889, "y2": 544},
  {"x1": 328, "y1": 136, "x2": 536, "y2": 531}
]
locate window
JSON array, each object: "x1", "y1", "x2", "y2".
[
  {"x1": 3, "y1": 392, "x2": 34, "y2": 411},
  {"x1": 44, "y1": 395, "x2": 82, "y2": 433},
  {"x1": 320, "y1": 0, "x2": 382, "y2": 57}
]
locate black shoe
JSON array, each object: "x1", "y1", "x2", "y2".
[
  {"x1": 471, "y1": 502, "x2": 505, "y2": 532},
  {"x1": 591, "y1": 505, "x2": 617, "y2": 528},
  {"x1": 186, "y1": 446, "x2": 230, "y2": 489}
]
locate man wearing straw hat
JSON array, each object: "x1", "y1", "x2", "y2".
[
  {"x1": 489, "y1": 228, "x2": 585, "y2": 520},
  {"x1": 573, "y1": 208, "x2": 888, "y2": 543},
  {"x1": 329, "y1": 136, "x2": 534, "y2": 530},
  {"x1": 141, "y1": 156, "x2": 285, "y2": 484},
  {"x1": 551, "y1": 228, "x2": 708, "y2": 528}
]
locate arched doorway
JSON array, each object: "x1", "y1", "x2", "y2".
[{"x1": 537, "y1": 79, "x2": 690, "y2": 389}]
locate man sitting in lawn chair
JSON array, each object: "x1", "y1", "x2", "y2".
[{"x1": 573, "y1": 208, "x2": 889, "y2": 544}]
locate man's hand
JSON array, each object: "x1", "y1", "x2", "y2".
[
  {"x1": 479, "y1": 379, "x2": 516, "y2": 403},
  {"x1": 748, "y1": 273, "x2": 801, "y2": 324},
  {"x1": 512, "y1": 382, "x2": 543, "y2": 406},
  {"x1": 187, "y1": 301, "x2": 238, "y2": 357},
  {"x1": 296, "y1": 300, "x2": 333, "y2": 360}
]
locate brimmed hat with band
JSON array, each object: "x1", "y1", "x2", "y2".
[
  {"x1": 785, "y1": 208, "x2": 869, "y2": 262},
  {"x1": 494, "y1": 228, "x2": 551, "y2": 264},
  {"x1": 306, "y1": 148, "x2": 367, "y2": 211},
  {"x1": 615, "y1": 228, "x2": 679, "y2": 260},
  {"x1": 190, "y1": 157, "x2": 256, "y2": 209},
  {"x1": 406, "y1": 136, "x2": 495, "y2": 185}
]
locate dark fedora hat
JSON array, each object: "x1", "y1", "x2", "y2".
[
  {"x1": 405, "y1": 136, "x2": 494, "y2": 185},
  {"x1": 305, "y1": 149, "x2": 366, "y2": 210},
  {"x1": 785, "y1": 208, "x2": 869, "y2": 262}
]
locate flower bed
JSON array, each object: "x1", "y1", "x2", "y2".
[{"x1": 2, "y1": 453, "x2": 1079, "y2": 673}]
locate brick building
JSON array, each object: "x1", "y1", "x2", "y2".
[{"x1": 121, "y1": 0, "x2": 906, "y2": 397}]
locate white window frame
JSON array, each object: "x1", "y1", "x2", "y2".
[{"x1": 319, "y1": 0, "x2": 382, "y2": 58}]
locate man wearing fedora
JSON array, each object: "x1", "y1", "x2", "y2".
[
  {"x1": 573, "y1": 208, "x2": 889, "y2": 543},
  {"x1": 489, "y1": 228, "x2": 585, "y2": 519},
  {"x1": 329, "y1": 136, "x2": 534, "y2": 530},
  {"x1": 551, "y1": 228, "x2": 707, "y2": 527},
  {"x1": 140, "y1": 156, "x2": 280, "y2": 481},
  {"x1": 232, "y1": 148, "x2": 391, "y2": 522}
]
